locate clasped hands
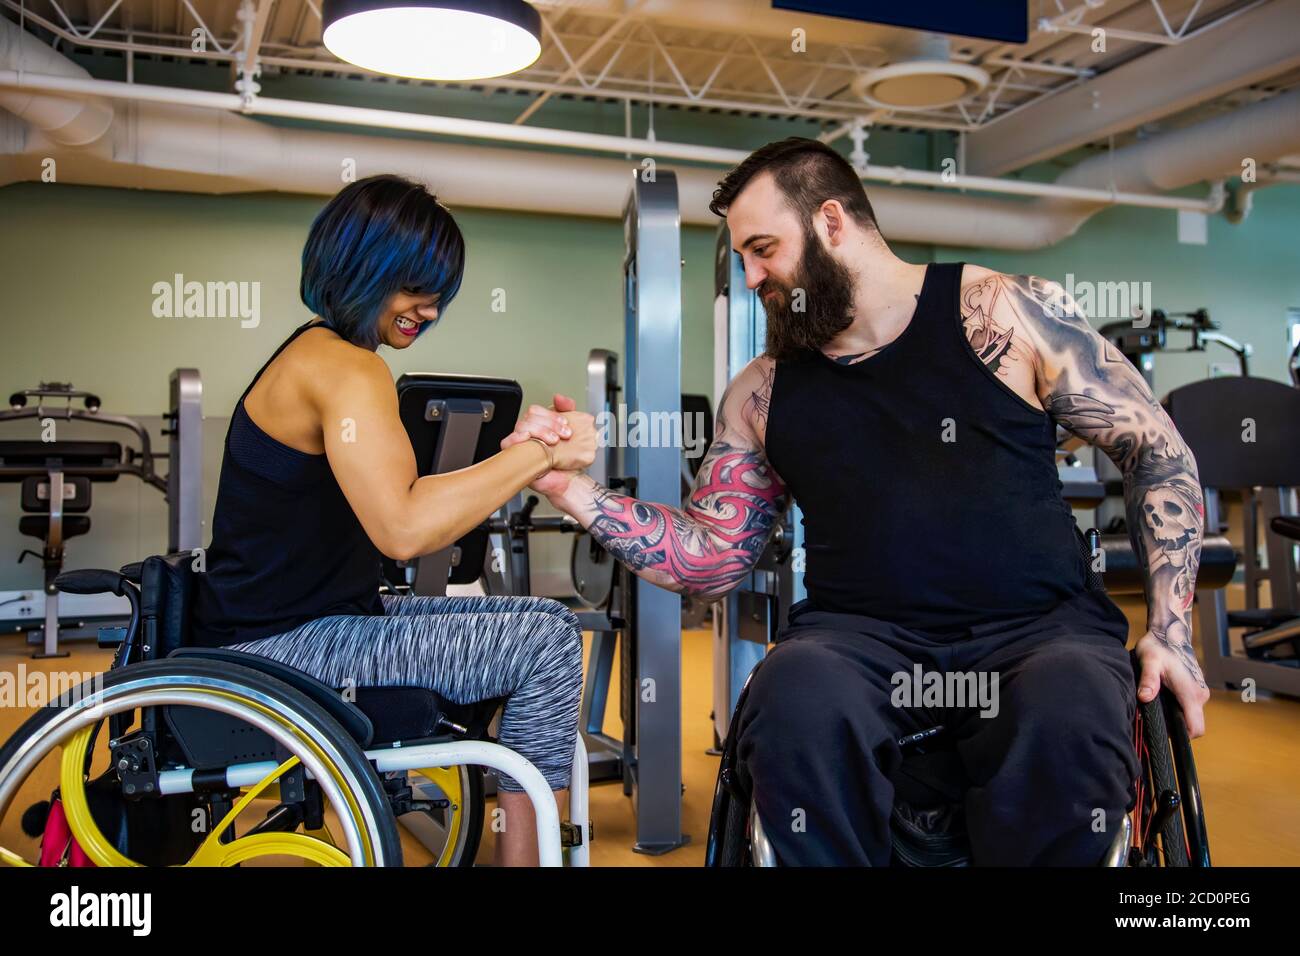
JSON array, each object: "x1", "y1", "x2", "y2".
[{"x1": 500, "y1": 394, "x2": 596, "y2": 498}]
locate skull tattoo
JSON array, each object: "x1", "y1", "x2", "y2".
[{"x1": 1143, "y1": 486, "x2": 1197, "y2": 568}]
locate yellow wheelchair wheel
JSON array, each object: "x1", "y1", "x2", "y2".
[
  {"x1": 0, "y1": 659, "x2": 402, "y2": 867},
  {"x1": 399, "y1": 764, "x2": 485, "y2": 867}
]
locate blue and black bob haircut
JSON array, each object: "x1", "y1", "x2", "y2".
[{"x1": 300, "y1": 175, "x2": 465, "y2": 348}]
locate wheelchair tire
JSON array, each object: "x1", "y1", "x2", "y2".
[
  {"x1": 1137, "y1": 693, "x2": 1190, "y2": 867},
  {"x1": 454, "y1": 764, "x2": 486, "y2": 866},
  {"x1": 401, "y1": 763, "x2": 485, "y2": 867},
  {"x1": 0, "y1": 658, "x2": 403, "y2": 867}
]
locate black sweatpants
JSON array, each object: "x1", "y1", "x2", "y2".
[{"x1": 734, "y1": 588, "x2": 1138, "y2": 866}]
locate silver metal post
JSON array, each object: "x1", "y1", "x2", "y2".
[{"x1": 623, "y1": 169, "x2": 686, "y2": 854}]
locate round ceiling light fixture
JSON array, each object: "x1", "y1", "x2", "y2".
[
  {"x1": 850, "y1": 33, "x2": 989, "y2": 111},
  {"x1": 322, "y1": 1, "x2": 542, "y2": 81}
]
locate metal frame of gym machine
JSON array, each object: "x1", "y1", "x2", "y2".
[
  {"x1": 580, "y1": 169, "x2": 688, "y2": 854},
  {"x1": 0, "y1": 370, "x2": 202, "y2": 657}
]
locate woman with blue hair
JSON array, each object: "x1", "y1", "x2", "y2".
[{"x1": 192, "y1": 174, "x2": 596, "y2": 865}]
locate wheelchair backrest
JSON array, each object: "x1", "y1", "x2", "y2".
[{"x1": 138, "y1": 552, "x2": 197, "y2": 658}]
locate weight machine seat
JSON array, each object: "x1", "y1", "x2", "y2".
[
  {"x1": 0, "y1": 440, "x2": 124, "y2": 479},
  {"x1": 1272, "y1": 516, "x2": 1300, "y2": 542},
  {"x1": 18, "y1": 515, "x2": 91, "y2": 541}
]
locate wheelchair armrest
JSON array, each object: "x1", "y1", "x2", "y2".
[{"x1": 55, "y1": 568, "x2": 131, "y2": 597}]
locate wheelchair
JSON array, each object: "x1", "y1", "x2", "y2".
[
  {"x1": 706, "y1": 530, "x2": 1212, "y2": 868},
  {"x1": 0, "y1": 552, "x2": 590, "y2": 868}
]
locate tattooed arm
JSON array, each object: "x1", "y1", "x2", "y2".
[
  {"x1": 968, "y1": 270, "x2": 1210, "y2": 736},
  {"x1": 534, "y1": 358, "x2": 788, "y2": 598}
]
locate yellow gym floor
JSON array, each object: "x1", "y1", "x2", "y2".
[{"x1": 2, "y1": 595, "x2": 1299, "y2": 867}]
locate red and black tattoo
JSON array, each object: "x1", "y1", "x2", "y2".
[{"x1": 560, "y1": 364, "x2": 787, "y2": 598}]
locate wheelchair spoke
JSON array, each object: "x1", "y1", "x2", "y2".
[
  {"x1": 59, "y1": 726, "x2": 140, "y2": 868},
  {"x1": 411, "y1": 767, "x2": 466, "y2": 868},
  {"x1": 186, "y1": 831, "x2": 350, "y2": 867},
  {"x1": 192, "y1": 756, "x2": 301, "y2": 860}
]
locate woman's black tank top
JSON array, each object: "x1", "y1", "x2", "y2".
[
  {"x1": 191, "y1": 322, "x2": 384, "y2": 647},
  {"x1": 765, "y1": 262, "x2": 1085, "y2": 635}
]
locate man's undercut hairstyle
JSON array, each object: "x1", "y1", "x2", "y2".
[
  {"x1": 709, "y1": 136, "x2": 878, "y2": 233},
  {"x1": 301, "y1": 174, "x2": 465, "y2": 348}
]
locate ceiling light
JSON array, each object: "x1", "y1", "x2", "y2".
[
  {"x1": 850, "y1": 33, "x2": 989, "y2": 111},
  {"x1": 322, "y1": 1, "x2": 542, "y2": 81}
]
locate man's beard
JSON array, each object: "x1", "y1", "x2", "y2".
[{"x1": 759, "y1": 227, "x2": 856, "y2": 362}]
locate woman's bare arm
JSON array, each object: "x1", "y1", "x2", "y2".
[{"x1": 314, "y1": 349, "x2": 592, "y2": 561}]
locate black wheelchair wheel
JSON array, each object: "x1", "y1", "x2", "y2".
[
  {"x1": 0, "y1": 658, "x2": 403, "y2": 867},
  {"x1": 1137, "y1": 693, "x2": 1190, "y2": 867},
  {"x1": 1161, "y1": 690, "x2": 1211, "y2": 866},
  {"x1": 711, "y1": 785, "x2": 751, "y2": 867}
]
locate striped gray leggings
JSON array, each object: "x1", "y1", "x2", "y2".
[{"x1": 229, "y1": 594, "x2": 584, "y2": 791}]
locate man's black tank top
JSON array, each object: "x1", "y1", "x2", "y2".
[
  {"x1": 191, "y1": 321, "x2": 384, "y2": 647},
  {"x1": 765, "y1": 262, "x2": 1085, "y2": 635}
]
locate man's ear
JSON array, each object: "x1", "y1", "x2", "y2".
[{"x1": 819, "y1": 199, "x2": 847, "y2": 246}]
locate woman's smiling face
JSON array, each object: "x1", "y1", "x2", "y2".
[{"x1": 376, "y1": 290, "x2": 441, "y2": 349}]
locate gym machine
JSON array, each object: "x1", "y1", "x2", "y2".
[
  {"x1": 0, "y1": 371, "x2": 203, "y2": 657},
  {"x1": 580, "y1": 169, "x2": 687, "y2": 854},
  {"x1": 1164, "y1": 375, "x2": 1300, "y2": 697},
  {"x1": 1097, "y1": 308, "x2": 1300, "y2": 694},
  {"x1": 1095, "y1": 308, "x2": 1252, "y2": 531},
  {"x1": 565, "y1": 354, "x2": 718, "y2": 794},
  {"x1": 518, "y1": 172, "x2": 690, "y2": 853}
]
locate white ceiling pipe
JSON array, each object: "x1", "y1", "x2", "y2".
[
  {"x1": 0, "y1": 96, "x2": 1230, "y2": 251},
  {"x1": 1058, "y1": 86, "x2": 1300, "y2": 195},
  {"x1": 0, "y1": 95, "x2": 1038, "y2": 248},
  {"x1": 0, "y1": 17, "x2": 111, "y2": 146},
  {"x1": 1018, "y1": 85, "x2": 1300, "y2": 244},
  {"x1": 0, "y1": 68, "x2": 1219, "y2": 213}
]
